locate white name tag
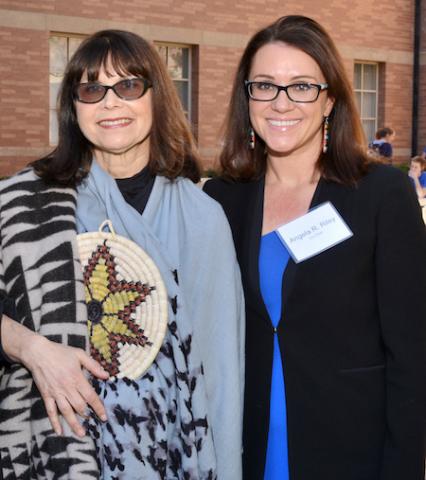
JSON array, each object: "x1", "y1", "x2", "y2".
[{"x1": 277, "y1": 202, "x2": 353, "y2": 263}]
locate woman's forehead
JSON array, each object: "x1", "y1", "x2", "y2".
[{"x1": 250, "y1": 42, "x2": 324, "y2": 82}]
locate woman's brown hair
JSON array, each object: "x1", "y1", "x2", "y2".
[
  {"x1": 33, "y1": 29, "x2": 200, "y2": 185},
  {"x1": 220, "y1": 15, "x2": 369, "y2": 184},
  {"x1": 411, "y1": 155, "x2": 426, "y2": 170}
]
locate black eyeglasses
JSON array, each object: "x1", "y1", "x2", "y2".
[
  {"x1": 74, "y1": 78, "x2": 152, "y2": 104},
  {"x1": 245, "y1": 80, "x2": 328, "y2": 103}
]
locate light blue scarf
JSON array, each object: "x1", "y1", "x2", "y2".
[{"x1": 76, "y1": 161, "x2": 244, "y2": 479}]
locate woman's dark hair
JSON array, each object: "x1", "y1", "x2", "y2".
[
  {"x1": 32, "y1": 29, "x2": 200, "y2": 185},
  {"x1": 220, "y1": 15, "x2": 369, "y2": 184},
  {"x1": 375, "y1": 127, "x2": 394, "y2": 140}
]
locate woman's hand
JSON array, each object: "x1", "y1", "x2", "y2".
[
  {"x1": 1, "y1": 315, "x2": 109, "y2": 437},
  {"x1": 407, "y1": 169, "x2": 426, "y2": 198}
]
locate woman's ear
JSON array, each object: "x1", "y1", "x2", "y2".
[{"x1": 325, "y1": 96, "x2": 335, "y2": 117}]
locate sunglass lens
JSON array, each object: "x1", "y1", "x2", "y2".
[
  {"x1": 76, "y1": 83, "x2": 106, "y2": 103},
  {"x1": 114, "y1": 79, "x2": 145, "y2": 100}
]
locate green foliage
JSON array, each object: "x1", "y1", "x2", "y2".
[
  {"x1": 203, "y1": 168, "x2": 219, "y2": 178},
  {"x1": 396, "y1": 163, "x2": 409, "y2": 174}
]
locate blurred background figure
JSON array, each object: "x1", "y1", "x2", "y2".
[
  {"x1": 369, "y1": 126, "x2": 395, "y2": 163},
  {"x1": 408, "y1": 155, "x2": 426, "y2": 198}
]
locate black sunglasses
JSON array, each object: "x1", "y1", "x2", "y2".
[{"x1": 74, "y1": 78, "x2": 152, "y2": 104}]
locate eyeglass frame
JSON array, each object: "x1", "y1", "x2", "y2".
[
  {"x1": 245, "y1": 80, "x2": 328, "y2": 103},
  {"x1": 73, "y1": 77, "x2": 152, "y2": 104}
]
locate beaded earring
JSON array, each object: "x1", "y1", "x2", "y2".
[
  {"x1": 249, "y1": 127, "x2": 255, "y2": 150},
  {"x1": 322, "y1": 116, "x2": 330, "y2": 154}
]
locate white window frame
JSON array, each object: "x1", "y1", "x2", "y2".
[
  {"x1": 155, "y1": 42, "x2": 192, "y2": 121},
  {"x1": 354, "y1": 62, "x2": 379, "y2": 143},
  {"x1": 49, "y1": 33, "x2": 85, "y2": 145}
]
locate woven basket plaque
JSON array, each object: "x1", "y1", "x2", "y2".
[{"x1": 77, "y1": 220, "x2": 168, "y2": 380}]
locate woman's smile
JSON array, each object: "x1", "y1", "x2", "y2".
[
  {"x1": 266, "y1": 118, "x2": 301, "y2": 131},
  {"x1": 97, "y1": 117, "x2": 134, "y2": 128}
]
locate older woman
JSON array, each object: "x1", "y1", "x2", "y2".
[
  {"x1": 205, "y1": 15, "x2": 426, "y2": 480},
  {"x1": 0, "y1": 30, "x2": 244, "y2": 479}
]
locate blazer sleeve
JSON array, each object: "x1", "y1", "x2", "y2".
[{"x1": 375, "y1": 172, "x2": 426, "y2": 479}]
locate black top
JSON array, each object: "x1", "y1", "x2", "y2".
[
  {"x1": 115, "y1": 165, "x2": 155, "y2": 215},
  {"x1": 0, "y1": 166, "x2": 155, "y2": 364}
]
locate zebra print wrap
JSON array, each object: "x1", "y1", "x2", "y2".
[{"x1": 0, "y1": 169, "x2": 99, "y2": 479}]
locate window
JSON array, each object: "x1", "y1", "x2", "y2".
[
  {"x1": 49, "y1": 35, "x2": 84, "y2": 144},
  {"x1": 354, "y1": 62, "x2": 378, "y2": 143},
  {"x1": 156, "y1": 43, "x2": 191, "y2": 120}
]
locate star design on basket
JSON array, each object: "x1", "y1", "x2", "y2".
[{"x1": 83, "y1": 240, "x2": 154, "y2": 377}]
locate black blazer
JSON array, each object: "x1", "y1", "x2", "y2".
[{"x1": 204, "y1": 164, "x2": 426, "y2": 480}]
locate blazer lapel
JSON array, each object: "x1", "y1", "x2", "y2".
[
  {"x1": 281, "y1": 177, "x2": 325, "y2": 318},
  {"x1": 240, "y1": 176, "x2": 327, "y2": 327},
  {"x1": 240, "y1": 176, "x2": 272, "y2": 326}
]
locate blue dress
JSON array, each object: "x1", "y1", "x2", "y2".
[{"x1": 259, "y1": 231, "x2": 290, "y2": 480}]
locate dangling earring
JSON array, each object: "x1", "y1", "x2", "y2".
[
  {"x1": 322, "y1": 116, "x2": 330, "y2": 154},
  {"x1": 249, "y1": 127, "x2": 255, "y2": 150}
]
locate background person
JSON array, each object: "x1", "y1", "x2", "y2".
[
  {"x1": 0, "y1": 30, "x2": 244, "y2": 479},
  {"x1": 408, "y1": 155, "x2": 426, "y2": 198},
  {"x1": 369, "y1": 126, "x2": 395, "y2": 163},
  {"x1": 205, "y1": 15, "x2": 426, "y2": 480}
]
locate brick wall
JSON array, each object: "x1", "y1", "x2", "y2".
[
  {"x1": 0, "y1": 27, "x2": 50, "y2": 174},
  {"x1": 419, "y1": 63, "x2": 426, "y2": 155},
  {"x1": 0, "y1": 0, "x2": 415, "y2": 47},
  {"x1": 382, "y1": 63, "x2": 414, "y2": 163},
  {"x1": 197, "y1": 44, "x2": 244, "y2": 169},
  {"x1": 0, "y1": 0, "x2": 417, "y2": 173},
  {"x1": 418, "y1": 0, "x2": 426, "y2": 155}
]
